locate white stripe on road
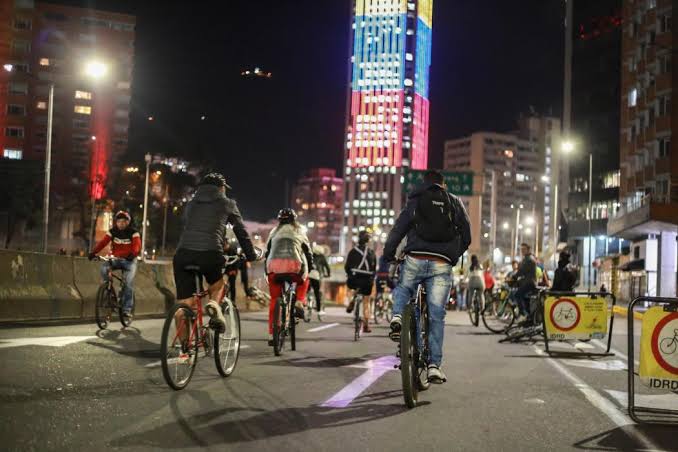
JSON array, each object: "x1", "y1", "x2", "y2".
[
  {"x1": 592, "y1": 339, "x2": 639, "y2": 367},
  {"x1": 144, "y1": 344, "x2": 250, "y2": 368},
  {"x1": 0, "y1": 336, "x2": 96, "y2": 349},
  {"x1": 321, "y1": 356, "x2": 399, "y2": 408},
  {"x1": 308, "y1": 323, "x2": 339, "y2": 333},
  {"x1": 534, "y1": 346, "x2": 660, "y2": 451}
]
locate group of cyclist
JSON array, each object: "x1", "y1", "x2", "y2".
[{"x1": 89, "y1": 169, "x2": 474, "y2": 384}]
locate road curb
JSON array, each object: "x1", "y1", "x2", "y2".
[{"x1": 612, "y1": 305, "x2": 644, "y2": 320}]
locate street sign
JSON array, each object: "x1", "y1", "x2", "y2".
[
  {"x1": 403, "y1": 169, "x2": 473, "y2": 196},
  {"x1": 639, "y1": 306, "x2": 678, "y2": 389},
  {"x1": 544, "y1": 295, "x2": 608, "y2": 341}
]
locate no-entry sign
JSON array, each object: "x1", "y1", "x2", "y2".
[
  {"x1": 544, "y1": 296, "x2": 608, "y2": 340},
  {"x1": 639, "y1": 307, "x2": 678, "y2": 389}
]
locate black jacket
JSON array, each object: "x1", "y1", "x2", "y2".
[
  {"x1": 383, "y1": 183, "x2": 471, "y2": 264},
  {"x1": 552, "y1": 262, "x2": 578, "y2": 292},
  {"x1": 177, "y1": 185, "x2": 256, "y2": 260},
  {"x1": 313, "y1": 253, "x2": 331, "y2": 278},
  {"x1": 515, "y1": 254, "x2": 538, "y2": 288},
  {"x1": 345, "y1": 245, "x2": 376, "y2": 278}
]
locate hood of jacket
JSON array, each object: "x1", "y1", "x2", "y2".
[
  {"x1": 408, "y1": 182, "x2": 445, "y2": 200},
  {"x1": 194, "y1": 184, "x2": 224, "y2": 203}
]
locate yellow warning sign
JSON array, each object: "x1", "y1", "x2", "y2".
[
  {"x1": 639, "y1": 306, "x2": 678, "y2": 390},
  {"x1": 544, "y1": 296, "x2": 608, "y2": 341}
]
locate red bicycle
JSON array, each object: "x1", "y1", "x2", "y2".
[{"x1": 160, "y1": 254, "x2": 247, "y2": 390}]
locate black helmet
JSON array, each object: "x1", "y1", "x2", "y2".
[
  {"x1": 114, "y1": 210, "x2": 131, "y2": 222},
  {"x1": 358, "y1": 230, "x2": 372, "y2": 244},
  {"x1": 199, "y1": 172, "x2": 231, "y2": 189},
  {"x1": 277, "y1": 208, "x2": 297, "y2": 224}
]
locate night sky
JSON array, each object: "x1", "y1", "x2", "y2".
[{"x1": 51, "y1": 0, "x2": 565, "y2": 221}]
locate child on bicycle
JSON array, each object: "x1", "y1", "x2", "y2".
[
  {"x1": 265, "y1": 208, "x2": 315, "y2": 345},
  {"x1": 88, "y1": 210, "x2": 141, "y2": 321}
]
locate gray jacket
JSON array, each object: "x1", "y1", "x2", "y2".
[
  {"x1": 177, "y1": 185, "x2": 255, "y2": 259},
  {"x1": 265, "y1": 224, "x2": 315, "y2": 277}
]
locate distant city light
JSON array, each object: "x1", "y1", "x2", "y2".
[
  {"x1": 3, "y1": 63, "x2": 13, "y2": 72},
  {"x1": 84, "y1": 60, "x2": 108, "y2": 79},
  {"x1": 561, "y1": 140, "x2": 575, "y2": 153},
  {"x1": 541, "y1": 175, "x2": 549, "y2": 183},
  {"x1": 241, "y1": 66, "x2": 272, "y2": 78},
  {"x1": 502, "y1": 222, "x2": 509, "y2": 230}
]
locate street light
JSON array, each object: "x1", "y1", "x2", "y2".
[
  {"x1": 84, "y1": 60, "x2": 108, "y2": 79},
  {"x1": 561, "y1": 140, "x2": 575, "y2": 154}
]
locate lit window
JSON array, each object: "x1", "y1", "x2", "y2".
[
  {"x1": 39, "y1": 58, "x2": 50, "y2": 66},
  {"x1": 36, "y1": 101, "x2": 47, "y2": 110},
  {"x1": 75, "y1": 90, "x2": 92, "y2": 100},
  {"x1": 3, "y1": 148, "x2": 23, "y2": 159},
  {"x1": 628, "y1": 88, "x2": 637, "y2": 107},
  {"x1": 74, "y1": 105, "x2": 92, "y2": 115}
]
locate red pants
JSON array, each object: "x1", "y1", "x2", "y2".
[{"x1": 267, "y1": 273, "x2": 309, "y2": 334}]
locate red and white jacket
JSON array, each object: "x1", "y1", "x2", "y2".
[{"x1": 92, "y1": 227, "x2": 141, "y2": 259}]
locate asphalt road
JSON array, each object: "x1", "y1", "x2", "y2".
[{"x1": 0, "y1": 307, "x2": 676, "y2": 452}]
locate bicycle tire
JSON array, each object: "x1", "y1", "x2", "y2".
[
  {"x1": 304, "y1": 294, "x2": 313, "y2": 323},
  {"x1": 481, "y1": 299, "x2": 515, "y2": 334},
  {"x1": 214, "y1": 301, "x2": 241, "y2": 377},
  {"x1": 290, "y1": 302, "x2": 297, "y2": 351},
  {"x1": 373, "y1": 297, "x2": 383, "y2": 325},
  {"x1": 416, "y1": 308, "x2": 430, "y2": 392},
  {"x1": 119, "y1": 293, "x2": 135, "y2": 328},
  {"x1": 273, "y1": 298, "x2": 285, "y2": 356},
  {"x1": 160, "y1": 303, "x2": 198, "y2": 390},
  {"x1": 385, "y1": 299, "x2": 393, "y2": 323},
  {"x1": 467, "y1": 290, "x2": 479, "y2": 327},
  {"x1": 95, "y1": 284, "x2": 112, "y2": 330},
  {"x1": 400, "y1": 304, "x2": 419, "y2": 408}
]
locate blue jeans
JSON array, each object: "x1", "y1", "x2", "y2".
[
  {"x1": 100, "y1": 258, "x2": 137, "y2": 313},
  {"x1": 392, "y1": 256, "x2": 453, "y2": 367}
]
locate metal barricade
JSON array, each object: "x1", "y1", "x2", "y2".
[
  {"x1": 541, "y1": 291, "x2": 616, "y2": 357},
  {"x1": 627, "y1": 296, "x2": 678, "y2": 425}
]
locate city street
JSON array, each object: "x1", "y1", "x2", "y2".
[{"x1": 0, "y1": 308, "x2": 676, "y2": 452}]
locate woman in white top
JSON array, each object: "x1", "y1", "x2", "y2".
[{"x1": 466, "y1": 254, "x2": 486, "y2": 310}]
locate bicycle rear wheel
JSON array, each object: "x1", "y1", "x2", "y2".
[
  {"x1": 400, "y1": 304, "x2": 419, "y2": 408},
  {"x1": 304, "y1": 294, "x2": 313, "y2": 323},
  {"x1": 373, "y1": 297, "x2": 383, "y2": 325},
  {"x1": 119, "y1": 293, "x2": 135, "y2": 328},
  {"x1": 214, "y1": 301, "x2": 241, "y2": 377},
  {"x1": 467, "y1": 292, "x2": 480, "y2": 327},
  {"x1": 273, "y1": 298, "x2": 286, "y2": 356},
  {"x1": 482, "y1": 298, "x2": 515, "y2": 334},
  {"x1": 160, "y1": 303, "x2": 198, "y2": 390},
  {"x1": 95, "y1": 284, "x2": 114, "y2": 330},
  {"x1": 385, "y1": 299, "x2": 393, "y2": 323}
]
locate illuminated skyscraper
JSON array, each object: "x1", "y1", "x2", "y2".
[{"x1": 341, "y1": 0, "x2": 432, "y2": 253}]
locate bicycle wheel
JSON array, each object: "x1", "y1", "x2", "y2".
[
  {"x1": 214, "y1": 301, "x2": 241, "y2": 377},
  {"x1": 482, "y1": 299, "x2": 515, "y2": 334},
  {"x1": 290, "y1": 305, "x2": 297, "y2": 351},
  {"x1": 95, "y1": 284, "x2": 114, "y2": 330},
  {"x1": 400, "y1": 304, "x2": 419, "y2": 408},
  {"x1": 373, "y1": 297, "x2": 383, "y2": 325},
  {"x1": 160, "y1": 303, "x2": 198, "y2": 390},
  {"x1": 385, "y1": 299, "x2": 393, "y2": 323},
  {"x1": 273, "y1": 298, "x2": 286, "y2": 356},
  {"x1": 304, "y1": 294, "x2": 313, "y2": 323},
  {"x1": 416, "y1": 309, "x2": 430, "y2": 392},
  {"x1": 118, "y1": 293, "x2": 135, "y2": 328},
  {"x1": 467, "y1": 291, "x2": 478, "y2": 327}
]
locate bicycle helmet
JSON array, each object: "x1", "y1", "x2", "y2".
[
  {"x1": 199, "y1": 172, "x2": 231, "y2": 189},
  {"x1": 277, "y1": 208, "x2": 297, "y2": 224},
  {"x1": 114, "y1": 211, "x2": 131, "y2": 222}
]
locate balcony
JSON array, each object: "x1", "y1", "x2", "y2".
[{"x1": 608, "y1": 194, "x2": 678, "y2": 239}]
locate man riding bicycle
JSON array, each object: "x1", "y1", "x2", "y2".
[
  {"x1": 511, "y1": 243, "x2": 538, "y2": 322},
  {"x1": 265, "y1": 208, "x2": 315, "y2": 345},
  {"x1": 345, "y1": 230, "x2": 377, "y2": 333},
  {"x1": 89, "y1": 210, "x2": 141, "y2": 321},
  {"x1": 309, "y1": 243, "x2": 331, "y2": 314},
  {"x1": 172, "y1": 173, "x2": 257, "y2": 330},
  {"x1": 382, "y1": 170, "x2": 471, "y2": 383}
]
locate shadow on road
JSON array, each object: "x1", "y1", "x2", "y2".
[
  {"x1": 573, "y1": 425, "x2": 676, "y2": 451},
  {"x1": 255, "y1": 353, "x2": 388, "y2": 369},
  {"x1": 88, "y1": 328, "x2": 161, "y2": 363}
]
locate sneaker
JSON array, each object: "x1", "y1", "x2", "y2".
[
  {"x1": 122, "y1": 311, "x2": 133, "y2": 321},
  {"x1": 363, "y1": 321, "x2": 372, "y2": 333},
  {"x1": 427, "y1": 365, "x2": 447, "y2": 384},
  {"x1": 317, "y1": 309, "x2": 327, "y2": 315},
  {"x1": 205, "y1": 300, "x2": 226, "y2": 330},
  {"x1": 346, "y1": 300, "x2": 355, "y2": 313},
  {"x1": 267, "y1": 333, "x2": 274, "y2": 347},
  {"x1": 294, "y1": 302, "x2": 305, "y2": 319},
  {"x1": 389, "y1": 315, "x2": 402, "y2": 342}
]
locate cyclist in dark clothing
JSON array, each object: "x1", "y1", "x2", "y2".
[
  {"x1": 173, "y1": 173, "x2": 257, "y2": 330},
  {"x1": 345, "y1": 230, "x2": 377, "y2": 332},
  {"x1": 552, "y1": 251, "x2": 578, "y2": 292},
  {"x1": 309, "y1": 244, "x2": 331, "y2": 313},
  {"x1": 224, "y1": 240, "x2": 254, "y2": 302},
  {"x1": 512, "y1": 243, "x2": 538, "y2": 319}
]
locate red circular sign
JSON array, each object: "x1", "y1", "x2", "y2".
[
  {"x1": 549, "y1": 298, "x2": 581, "y2": 331},
  {"x1": 650, "y1": 312, "x2": 678, "y2": 375}
]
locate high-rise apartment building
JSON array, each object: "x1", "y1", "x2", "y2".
[
  {"x1": 607, "y1": 0, "x2": 678, "y2": 297},
  {"x1": 341, "y1": 0, "x2": 432, "y2": 252},
  {"x1": 291, "y1": 168, "x2": 344, "y2": 253},
  {"x1": 444, "y1": 116, "x2": 562, "y2": 263},
  {"x1": 0, "y1": 0, "x2": 134, "y2": 249}
]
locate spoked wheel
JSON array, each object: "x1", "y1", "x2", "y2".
[
  {"x1": 95, "y1": 284, "x2": 114, "y2": 330},
  {"x1": 467, "y1": 293, "x2": 480, "y2": 327},
  {"x1": 160, "y1": 303, "x2": 198, "y2": 390},
  {"x1": 119, "y1": 294, "x2": 135, "y2": 328},
  {"x1": 354, "y1": 316, "x2": 363, "y2": 341},
  {"x1": 400, "y1": 305, "x2": 419, "y2": 408},
  {"x1": 304, "y1": 295, "x2": 313, "y2": 323},
  {"x1": 482, "y1": 299, "x2": 516, "y2": 334},
  {"x1": 290, "y1": 306, "x2": 297, "y2": 351},
  {"x1": 272, "y1": 298, "x2": 286, "y2": 356},
  {"x1": 373, "y1": 298, "x2": 384, "y2": 325},
  {"x1": 214, "y1": 301, "x2": 241, "y2": 377}
]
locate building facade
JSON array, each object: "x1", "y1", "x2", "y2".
[
  {"x1": 292, "y1": 168, "x2": 344, "y2": 253},
  {"x1": 444, "y1": 116, "x2": 561, "y2": 265},
  {"x1": 341, "y1": 0, "x2": 432, "y2": 252},
  {"x1": 0, "y1": 0, "x2": 135, "y2": 250},
  {"x1": 607, "y1": 0, "x2": 678, "y2": 298}
]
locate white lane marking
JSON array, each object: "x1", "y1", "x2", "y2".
[
  {"x1": 320, "y1": 356, "x2": 399, "y2": 408},
  {"x1": 561, "y1": 359, "x2": 627, "y2": 371},
  {"x1": 573, "y1": 342, "x2": 596, "y2": 350},
  {"x1": 606, "y1": 389, "x2": 678, "y2": 412},
  {"x1": 308, "y1": 323, "x2": 340, "y2": 333},
  {"x1": 144, "y1": 344, "x2": 250, "y2": 368},
  {"x1": 592, "y1": 339, "x2": 639, "y2": 367},
  {"x1": 534, "y1": 346, "x2": 661, "y2": 451},
  {"x1": 0, "y1": 336, "x2": 96, "y2": 349}
]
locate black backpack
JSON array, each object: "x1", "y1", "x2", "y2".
[{"x1": 413, "y1": 187, "x2": 458, "y2": 242}]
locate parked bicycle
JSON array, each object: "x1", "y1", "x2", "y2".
[
  {"x1": 481, "y1": 286, "x2": 517, "y2": 334},
  {"x1": 499, "y1": 289, "x2": 545, "y2": 343},
  {"x1": 94, "y1": 256, "x2": 135, "y2": 330},
  {"x1": 160, "y1": 253, "x2": 250, "y2": 390},
  {"x1": 271, "y1": 274, "x2": 299, "y2": 356}
]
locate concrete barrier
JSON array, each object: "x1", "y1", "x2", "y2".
[{"x1": 72, "y1": 256, "x2": 104, "y2": 319}]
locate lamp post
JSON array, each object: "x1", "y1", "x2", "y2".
[{"x1": 141, "y1": 153, "x2": 152, "y2": 261}]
